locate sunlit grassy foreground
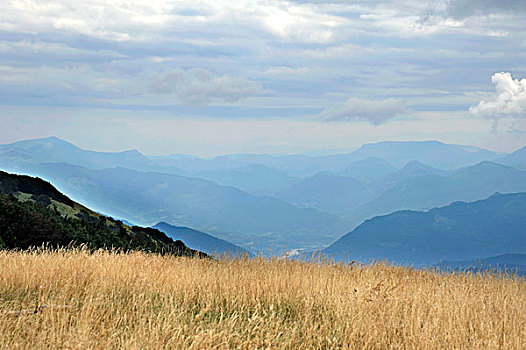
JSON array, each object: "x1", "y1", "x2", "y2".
[{"x1": 0, "y1": 250, "x2": 525, "y2": 349}]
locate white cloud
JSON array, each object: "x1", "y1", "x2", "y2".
[
  {"x1": 320, "y1": 97, "x2": 406, "y2": 125},
  {"x1": 470, "y1": 72, "x2": 526, "y2": 125},
  {"x1": 150, "y1": 68, "x2": 261, "y2": 104},
  {"x1": 0, "y1": 0, "x2": 525, "y2": 142},
  {"x1": 0, "y1": 0, "x2": 346, "y2": 44}
]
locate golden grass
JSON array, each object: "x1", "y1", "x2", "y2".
[{"x1": 0, "y1": 250, "x2": 525, "y2": 349}]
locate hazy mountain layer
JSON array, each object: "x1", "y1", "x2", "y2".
[
  {"x1": 381, "y1": 160, "x2": 447, "y2": 186},
  {"x1": 155, "y1": 140, "x2": 499, "y2": 177},
  {"x1": 195, "y1": 164, "x2": 299, "y2": 196},
  {"x1": 10, "y1": 163, "x2": 350, "y2": 251},
  {"x1": 341, "y1": 157, "x2": 397, "y2": 182},
  {"x1": 497, "y1": 146, "x2": 526, "y2": 170},
  {"x1": 352, "y1": 161, "x2": 526, "y2": 224},
  {"x1": 347, "y1": 141, "x2": 498, "y2": 169},
  {"x1": 275, "y1": 172, "x2": 377, "y2": 216}
]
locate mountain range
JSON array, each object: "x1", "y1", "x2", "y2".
[
  {"x1": 352, "y1": 161, "x2": 526, "y2": 224},
  {"x1": 151, "y1": 140, "x2": 501, "y2": 178},
  {"x1": 323, "y1": 192, "x2": 526, "y2": 266},
  {"x1": 0, "y1": 137, "x2": 163, "y2": 172},
  {"x1": 1, "y1": 136, "x2": 525, "y2": 253}
]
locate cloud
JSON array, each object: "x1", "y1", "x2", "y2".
[
  {"x1": 0, "y1": 0, "x2": 346, "y2": 44},
  {"x1": 320, "y1": 97, "x2": 406, "y2": 125},
  {"x1": 446, "y1": 0, "x2": 526, "y2": 19},
  {"x1": 0, "y1": 0, "x2": 525, "y2": 125},
  {"x1": 469, "y1": 72, "x2": 526, "y2": 126},
  {"x1": 150, "y1": 68, "x2": 262, "y2": 105}
]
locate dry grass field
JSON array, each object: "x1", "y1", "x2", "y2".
[{"x1": 0, "y1": 249, "x2": 525, "y2": 349}]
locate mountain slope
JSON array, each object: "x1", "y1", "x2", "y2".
[
  {"x1": 348, "y1": 141, "x2": 498, "y2": 169},
  {"x1": 0, "y1": 170, "x2": 203, "y2": 256},
  {"x1": 0, "y1": 136, "x2": 182, "y2": 174},
  {"x1": 153, "y1": 222, "x2": 249, "y2": 257},
  {"x1": 497, "y1": 145, "x2": 526, "y2": 170},
  {"x1": 0, "y1": 168, "x2": 75, "y2": 207},
  {"x1": 341, "y1": 157, "x2": 397, "y2": 182},
  {"x1": 276, "y1": 172, "x2": 377, "y2": 216},
  {"x1": 353, "y1": 161, "x2": 526, "y2": 223},
  {"x1": 382, "y1": 160, "x2": 447, "y2": 185},
  {"x1": 195, "y1": 164, "x2": 299, "y2": 196},
  {"x1": 323, "y1": 192, "x2": 526, "y2": 266}
]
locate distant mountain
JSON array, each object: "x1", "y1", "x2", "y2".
[
  {"x1": 347, "y1": 141, "x2": 498, "y2": 169},
  {"x1": 0, "y1": 170, "x2": 203, "y2": 256},
  {"x1": 159, "y1": 152, "x2": 333, "y2": 178},
  {"x1": 152, "y1": 140, "x2": 499, "y2": 177},
  {"x1": 436, "y1": 254, "x2": 526, "y2": 277},
  {"x1": 0, "y1": 137, "x2": 508, "y2": 252},
  {"x1": 341, "y1": 157, "x2": 397, "y2": 182},
  {"x1": 196, "y1": 164, "x2": 299, "y2": 196},
  {"x1": 12, "y1": 163, "x2": 349, "y2": 251},
  {"x1": 153, "y1": 222, "x2": 249, "y2": 257},
  {"x1": 0, "y1": 137, "x2": 183, "y2": 174},
  {"x1": 1, "y1": 137, "x2": 501, "y2": 181},
  {"x1": 382, "y1": 160, "x2": 447, "y2": 185},
  {"x1": 275, "y1": 172, "x2": 377, "y2": 217},
  {"x1": 323, "y1": 192, "x2": 526, "y2": 266},
  {"x1": 497, "y1": 146, "x2": 526, "y2": 170},
  {"x1": 353, "y1": 161, "x2": 526, "y2": 223}
]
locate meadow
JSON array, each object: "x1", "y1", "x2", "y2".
[{"x1": 0, "y1": 249, "x2": 525, "y2": 349}]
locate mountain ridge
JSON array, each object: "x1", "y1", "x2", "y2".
[
  {"x1": 0, "y1": 136, "x2": 159, "y2": 172},
  {"x1": 352, "y1": 161, "x2": 526, "y2": 224},
  {"x1": 323, "y1": 192, "x2": 526, "y2": 266},
  {"x1": 0, "y1": 170, "x2": 204, "y2": 256}
]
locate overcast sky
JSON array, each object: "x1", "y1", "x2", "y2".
[{"x1": 1, "y1": 0, "x2": 525, "y2": 156}]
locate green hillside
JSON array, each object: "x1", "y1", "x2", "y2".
[{"x1": 0, "y1": 170, "x2": 204, "y2": 257}]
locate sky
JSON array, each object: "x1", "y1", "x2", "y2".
[{"x1": 1, "y1": 0, "x2": 526, "y2": 156}]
